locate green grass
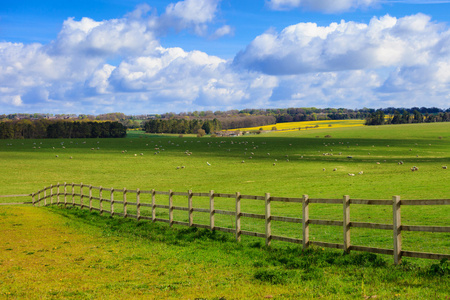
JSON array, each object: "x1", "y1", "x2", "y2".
[
  {"x1": 0, "y1": 122, "x2": 449, "y2": 298},
  {"x1": 1, "y1": 205, "x2": 449, "y2": 299}
]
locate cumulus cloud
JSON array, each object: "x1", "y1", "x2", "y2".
[
  {"x1": 266, "y1": 0, "x2": 379, "y2": 12},
  {"x1": 160, "y1": 0, "x2": 221, "y2": 35},
  {"x1": 234, "y1": 14, "x2": 446, "y2": 74}
]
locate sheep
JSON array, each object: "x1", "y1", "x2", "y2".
[
  {"x1": 398, "y1": 161, "x2": 404, "y2": 165},
  {"x1": 140, "y1": 153, "x2": 144, "y2": 156},
  {"x1": 333, "y1": 168, "x2": 337, "y2": 171},
  {"x1": 376, "y1": 162, "x2": 380, "y2": 165},
  {"x1": 443, "y1": 166, "x2": 448, "y2": 169},
  {"x1": 242, "y1": 160, "x2": 245, "y2": 163},
  {"x1": 411, "y1": 166, "x2": 419, "y2": 171},
  {"x1": 358, "y1": 171, "x2": 364, "y2": 175},
  {"x1": 134, "y1": 154, "x2": 137, "y2": 157},
  {"x1": 55, "y1": 155, "x2": 59, "y2": 158},
  {"x1": 323, "y1": 168, "x2": 326, "y2": 171},
  {"x1": 273, "y1": 163, "x2": 276, "y2": 166},
  {"x1": 348, "y1": 173, "x2": 355, "y2": 176},
  {"x1": 207, "y1": 162, "x2": 211, "y2": 166}
]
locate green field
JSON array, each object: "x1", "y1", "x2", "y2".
[{"x1": 1, "y1": 122, "x2": 449, "y2": 299}]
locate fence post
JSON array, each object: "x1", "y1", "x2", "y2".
[
  {"x1": 71, "y1": 183, "x2": 75, "y2": 207},
  {"x1": 210, "y1": 190, "x2": 215, "y2": 231},
  {"x1": 64, "y1": 182, "x2": 67, "y2": 207},
  {"x1": 169, "y1": 190, "x2": 173, "y2": 227},
  {"x1": 44, "y1": 187, "x2": 47, "y2": 206},
  {"x1": 151, "y1": 189, "x2": 156, "y2": 222},
  {"x1": 32, "y1": 193, "x2": 35, "y2": 207},
  {"x1": 236, "y1": 192, "x2": 241, "y2": 242},
  {"x1": 50, "y1": 184, "x2": 53, "y2": 205},
  {"x1": 302, "y1": 194, "x2": 309, "y2": 249},
  {"x1": 110, "y1": 188, "x2": 114, "y2": 216},
  {"x1": 123, "y1": 188, "x2": 127, "y2": 218},
  {"x1": 188, "y1": 190, "x2": 193, "y2": 227},
  {"x1": 136, "y1": 188, "x2": 141, "y2": 221},
  {"x1": 80, "y1": 183, "x2": 84, "y2": 209},
  {"x1": 38, "y1": 190, "x2": 41, "y2": 207},
  {"x1": 265, "y1": 193, "x2": 271, "y2": 247},
  {"x1": 57, "y1": 183, "x2": 60, "y2": 205},
  {"x1": 89, "y1": 185, "x2": 93, "y2": 212},
  {"x1": 343, "y1": 195, "x2": 351, "y2": 254},
  {"x1": 99, "y1": 186, "x2": 103, "y2": 215},
  {"x1": 393, "y1": 195, "x2": 402, "y2": 265}
]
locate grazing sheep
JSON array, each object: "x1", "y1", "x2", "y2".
[
  {"x1": 323, "y1": 168, "x2": 326, "y2": 171},
  {"x1": 207, "y1": 162, "x2": 211, "y2": 166},
  {"x1": 181, "y1": 166, "x2": 185, "y2": 169},
  {"x1": 70, "y1": 156, "x2": 73, "y2": 159},
  {"x1": 398, "y1": 161, "x2": 404, "y2": 165},
  {"x1": 176, "y1": 166, "x2": 180, "y2": 169},
  {"x1": 333, "y1": 168, "x2": 337, "y2": 171},
  {"x1": 55, "y1": 155, "x2": 59, "y2": 158},
  {"x1": 443, "y1": 166, "x2": 447, "y2": 169},
  {"x1": 376, "y1": 162, "x2": 380, "y2": 165},
  {"x1": 348, "y1": 173, "x2": 355, "y2": 176},
  {"x1": 411, "y1": 166, "x2": 419, "y2": 171},
  {"x1": 273, "y1": 163, "x2": 276, "y2": 166},
  {"x1": 358, "y1": 171, "x2": 364, "y2": 175},
  {"x1": 140, "y1": 153, "x2": 143, "y2": 156},
  {"x1": 242, "y1": 160, "x2": 245, "y2": 163}
]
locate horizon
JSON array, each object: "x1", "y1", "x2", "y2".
[{"x1": 2, "y1": 0, "x2": 450, "y2": 115}]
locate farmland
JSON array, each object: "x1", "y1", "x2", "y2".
[{"x1": 1, "y1": 121, "x2": 449, "y2": 299}]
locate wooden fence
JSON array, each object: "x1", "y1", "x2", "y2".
[{"x1": 1, "y1": 183, "x2": 449, "y2": 265}]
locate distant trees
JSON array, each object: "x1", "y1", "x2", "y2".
[
  {"x1": 365, "y1": 109, "x2": 450, "y2": 126},
  {"x1": 143, "y1": 118, "x2": 221, "y2": 134},
  {"x1": 0, "y1": 120, "x2": 126, "y2": 139}
]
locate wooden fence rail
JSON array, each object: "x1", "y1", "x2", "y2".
[{"x1": 1, "y1": 183, "x2": 449, "y2": 264}]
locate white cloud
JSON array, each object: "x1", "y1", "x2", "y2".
[
  {"x1": 161, "y1": 0, "x2": 221, "y2": 35},
  {"x1": 234, "y1": 14, "x2": 445, "y2": 74},
  {"x1": 211, "y1": 25, "x2": 234, "y2": 39},
  {"x1": 266, "y1": 0, "x2": 379, "y2": 12}
]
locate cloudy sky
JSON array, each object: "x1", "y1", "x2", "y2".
[{"x1": 1, "y1": 0, "x2": 450, "y2": 115}]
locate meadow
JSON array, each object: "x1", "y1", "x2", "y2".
[{"x1": 1, "y1": 121, "x2": 449, "y2": 299}]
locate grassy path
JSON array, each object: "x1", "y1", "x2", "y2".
[{"x1": 1, "y1": 205, "x2": 449, "y2": 299}]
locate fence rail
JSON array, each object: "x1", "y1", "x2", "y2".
[{"x1": 1, "y1": 183, "x2": 449, "y2": 265}]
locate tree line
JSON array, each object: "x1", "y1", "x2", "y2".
[
  {"x1": 0, "y1": 119, "x2": 126, "y2": 139},
  {"x1": 143, "y1": 118, "x2": 221, "y2": 134},
  {"x1": 365, "y1": 109, "x2": 450, "y2": 125}
]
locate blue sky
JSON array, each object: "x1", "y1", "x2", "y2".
[{"x1": 1, "y1": 0, "x2": 450, "y2": 115}]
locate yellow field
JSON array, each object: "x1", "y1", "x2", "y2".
[{"x1": 226, "y1": 119, "x2": 365, "y2": 132}]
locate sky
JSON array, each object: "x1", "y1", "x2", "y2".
[{"x1": 1, "y1": 0, "x2": 450, "y2": 115}]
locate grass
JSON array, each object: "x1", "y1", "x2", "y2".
[
  {"x1": 0, "y1": 121, "x2": 449, "y2": 298},
  {"x1": 0, "y1": 205, "x2": 449, "y2": 299}
]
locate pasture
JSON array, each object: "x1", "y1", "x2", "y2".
[{"x1": 1, "y1": 121, "x2": 449, "y2": 298}]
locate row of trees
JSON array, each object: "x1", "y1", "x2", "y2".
[
  {"x1": 217, "y1": 115, "x2": 276, "y2": 130},
  {"x1": 0, "y1": 119, "x2": 126, "y2": 139},
  {"x1": 365, "y1": 110, "x2": 450, "y2": 125},
  {"x1": 143, "y1": 118, "x2": 221, "y2": 134}
]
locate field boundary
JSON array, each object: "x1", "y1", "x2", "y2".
[{"x1": 2, "y1": 183, "x2": 449, "y2": 264}]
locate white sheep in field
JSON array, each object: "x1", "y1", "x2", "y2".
[
  {"x1": 207, "y1": 162, "x2": 211, "y2": 166},
  {"x1": 333, "y1": 168, "x2": 337, "y2": 171},
  {"x1": 443, "y1": 166, "x2": 448, "y2": 169},
  {"x1": 358, "y1": 171, "x2": 364, "y2": 175},
  {"x1": 411, "y1": 166, "x2": 419, "y2": 171},
  {"x1": 348, "y1": 173, "x2": 355, "y2": 176}
]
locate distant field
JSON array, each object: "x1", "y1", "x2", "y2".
[{"x1": 228, "y1": 119, "x2": 365, "y2": 132}]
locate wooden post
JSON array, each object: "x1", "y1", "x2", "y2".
[
  {"x1": 343, "y1": 195, "x2": 351, "y2": 254},
  {"x1": 151, "y1": 189, "x2": 156, "y2": 222},
  {"x1": 265, "y1": 193, "x2": 271, "y2": 247},
  {"x1": 99, "y1": 186, "x2": 103, "y2": 215},
  {"x1": 123, "y1": 188, "x2": 127, "y2": 218},
  {"x1": 50, "y1": 184, "x2": 53, "y2": 205},
  {"x1": 44, "y1": 188, "x2": 47, "y2": 206},
  {"x1": 136, "y1": 188, "x2": 141, "y2": 221},
  {"x1": 38, "y1": 190, "x2": 41, "y2": 207},
  {"x1": 236, "y1": 192, "x2": 241, "y2": 242},
  {"x1": 188, "y1": 190, "x2": 193, "y2": 227},
  {"x1": 80, "y1": 183, "x2": 83, "y2": 209},
  {"x1": 302, "y1": 194, "x2": 309, "y2": 249},
  {"x1": 110, "y1": 188, "x2": 114, "y2": 216},
  {"x1": 393, "y1": 195, "x2": 402, "y2": 265},
  {"x1": 169, "y1": 190, "x2": 173, "y2": 227},
  {"x1": 64, "y1": 182, "x2": 67, "y2": 207},
  {"x1": 71, "y1": 183, "x2": 75, "y2": 207},
  {"x1": 89, "y1": 185, "x2": 93, "y2": 212},
  {"x1": 32, "y1": 193, "x2": 35, "y2": 207},
  {"x1": 57, "y1": 183, "x2": 60, "y2": 205},
  {"x1": 210, "y1": 190, "x2": 215, "y2": 231}
]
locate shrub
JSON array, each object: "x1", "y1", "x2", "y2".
[
  {"x1": 271, "y1": 126, "x2": 277, "y2": 131},
  {"x1": 210, "y1": 134, "x2": 217, "y2": 138}
]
